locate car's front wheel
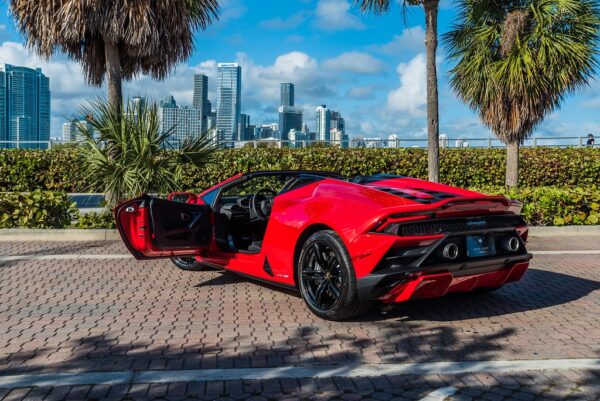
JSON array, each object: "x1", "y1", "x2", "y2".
[
  {"x1": 298, "y1": 230, "x2": 371, "y2": 321},
  {"x1": 170, "y1": 256, "x2": 207, "y2": 271}
]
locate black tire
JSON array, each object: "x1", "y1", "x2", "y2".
[
  {"x1": 297, "y1": 230, "x2": 372, "y2": 321},
  {"x1": 171, "y1": 257, "x2": 207, "y2": 271}
]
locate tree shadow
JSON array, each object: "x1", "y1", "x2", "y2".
[{"x1": 0, "y1": 328, "x2": 598, "y2": 401}]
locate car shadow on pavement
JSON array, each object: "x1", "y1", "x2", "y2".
[
  {"x1": 192, "y1": 267, "x2": 600, "y2": 323},
  {"x1": 377, "y1": 268, "x2": 600, "y2": 322}
]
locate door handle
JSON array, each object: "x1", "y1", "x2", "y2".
[{"x1": 180, "y1": 212, "x2": 191, "y2": 221}]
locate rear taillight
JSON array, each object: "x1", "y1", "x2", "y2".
[{"x1": 508, "y1": 200, "x2": 523, "y2": 215}]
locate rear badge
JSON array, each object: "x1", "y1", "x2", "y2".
[{"x1": 466, "y1": 219, "x2": 487, "y2": 227}]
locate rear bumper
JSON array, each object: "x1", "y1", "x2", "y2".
[{"x1": 356, "y1": 253, "x2": 532, "y2": 302}]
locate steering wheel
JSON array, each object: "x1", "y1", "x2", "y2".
[{"x1": 250, "y1": 188, "x2": 277, "y2": 221}]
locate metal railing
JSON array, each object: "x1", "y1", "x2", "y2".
[{"x1": 0, "y1": 135, "x2": 597, "y2": 149}]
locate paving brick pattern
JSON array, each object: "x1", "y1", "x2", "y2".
[
  {"x1": 0, "y1": 370, "x2": 598, "y2": 400},
  {"x1": 0, "y1": 237, "x2": 599, "y2": 400}
]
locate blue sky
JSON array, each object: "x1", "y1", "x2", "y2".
[{"x1": 1, "y1": 0, "x2": 599, "y2": 141}]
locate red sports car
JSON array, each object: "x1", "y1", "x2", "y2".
[{"x1": 116, "y1": 171, "x2": 532, "y2": 320}]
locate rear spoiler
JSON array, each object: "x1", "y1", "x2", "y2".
[{"x1": 370, "y1": 195, "x2": 523, "y2": 233}]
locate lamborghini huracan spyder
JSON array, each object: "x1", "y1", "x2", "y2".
[{"x1": 116, "y1": 171, "x2": 532, "y2": 320}]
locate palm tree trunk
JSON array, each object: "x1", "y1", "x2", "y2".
[
  {"x1": 506, "y1": 141, "x2": 519, "y2": 187},
  {"x1": 104, "y1": 42, "x2": 122, "y2": 114},
  {"x1": 424, "y1": 0, "x2": 440, "y2": 183},
  {"x1": 104, "y1": 41, "x2": 122, "y2": 206}
]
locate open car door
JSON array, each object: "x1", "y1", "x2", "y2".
[{"x1": 115, "y1": 195, "x2": 212, "y2": 260}]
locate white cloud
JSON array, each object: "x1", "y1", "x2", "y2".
[
  {"x1": 323, "y1": 52, "x2": 385, "y2": 74},
  {"x1": 581, "y1": 97, "x2": 600, "y2": 108},
  {"x1": 218, "y1": 0, "x2": 247, "y2": 23},
  {"x1": 373, "y1": 26, "x2": 425, "y2": 56},
  {"x1": 386, "y1": 53, "x2": 426, "y2": 116},
  {"x1": 260, "y1": 12, "x2": 307, "y2": 30},
  {"x1": 236, "y1": 51, "x2": 335, "y2": 104},
  {"x1": 347, "y1": 85, "x2": 374, "y2": 99},
  {"x1": 315, "y1": 0, "x2": 365, "y2": 31}
]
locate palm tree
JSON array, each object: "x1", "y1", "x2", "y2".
[
  {"x1": 10, "y1": 0, "x2": 219, "y2": 112},
  {"x1": 355, "y1": 0, "x2": 441, "y2": 182},
  {"x1": 77, "y1": 99, "x2": 215, "y2": 205},
  {"x1": 445, "y1": 0, "x2": 599, "y2": 187}
]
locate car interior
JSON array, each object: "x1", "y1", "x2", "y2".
[{"x1": 212, "y1": 173, "x2": 331, "y2": 253}]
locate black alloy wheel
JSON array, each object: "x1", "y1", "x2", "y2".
[{"x1": 298, "y1": 230, "x2": 371, "y2": 320}]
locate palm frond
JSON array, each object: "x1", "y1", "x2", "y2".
[
  {"x1": 444, "y1": 0, "x2": 600, "y2": 144},
  {"x1": 75, "y1": 98, "x2": 215, "y2": 205},
  {"x1": 9, "y1": 0, "x2": 220, "y2": 86}
]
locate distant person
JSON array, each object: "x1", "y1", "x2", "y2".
[{"x1": 586, "y1": 133, "x2": 595, "y2": 147}]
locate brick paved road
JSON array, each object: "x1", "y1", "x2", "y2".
[{"x1": 0, "y1": 236, "x2": 598, "y2": 400}]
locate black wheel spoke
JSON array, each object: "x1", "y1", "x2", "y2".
[
  {"x1": 313, "y1": 243, "x2": 327, "y2": 267},
  {"x1": 302, "y1": 270, "x2": 325, "y2": 279},
  {"x1": 315, "y1": 280, "x2": 328, "y2": 308},
  {"x1": 328, "y1": 281, "x2": 340, "y2": 298}
]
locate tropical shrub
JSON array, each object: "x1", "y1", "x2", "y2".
[
  {"x1": 0, "y1": 190, "x2": 77, "y2": 228},
  {"x1": 76, "y1": 99, "x2": 214, "y2": 205},
  {"x1": 76, "y1": 209, "x2": 116, "y2": 229}
]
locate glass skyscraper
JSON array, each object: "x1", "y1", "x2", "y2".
[
  {"x1": 279, "y1": 106, "x2": 303, "y2": 141},
  {"x1": 193, "y1": 74, "x2": 212, "y2": 131},
  {"x1": 0, "y1": 64, "x2": 50, "y2": 149},
  {"x1": 216, "y1": 63, "x2": 241, "y2": 146},
  {"x1": 280, "y1": 83, "x2": 294, "y2": 107},
  {"x1": 316, "y1": 105, "x2": 331, "y2": 141}
]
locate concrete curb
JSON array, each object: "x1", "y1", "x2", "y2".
[
  {"x1": 0, "y1": 226, "x2": 598, "y2": 241},
  {"x1": 528, "y1": 225, "x2": 600, "y2": 237},
  {"x1": 0, "y1": 229, "x2": 120, "y2": 241}
]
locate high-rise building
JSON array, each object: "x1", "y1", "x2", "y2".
[
  {"x1": 216, "y1": 63, "x2": 241, "y2": 146},
  {"x1": 131, "y1": 96, "x2": 146, "y2": 114},
  {"x1": 330, "y1": 110, "x2": 348, "y2": 147},
  {"x1": 62, "y1": 118, "x2": 94, "y2": 142},
  {"x1": 315, "y1": 105, "x2": 331, "y2": 141},
  {"x1": 159, "y1": 95, "x2": 203, "y2": 146},
  {"x1": 280, "y1": 83, "x2": 294, "y2": 107},
  {"x1": 193, "y1": 74, "x2": 208, "y2": 110},
  {"x1": 193, "y1": 74, "x2": 212, "y2": 131},
  {"x1": 160, "y1": 95, "x2": 177, "y2": 109},
  {"x1": 62, "y1": 121, "x2": 76, "y2": 142},
  {"x1": 278, "y1": 106, "x2": 303, "y2": 142},
  {"x1": 238, "y1": 113, "x2": 252, "y2": 141},
  {"x1": 0, "y1": 64, "x2": 50, "y2": 149}
]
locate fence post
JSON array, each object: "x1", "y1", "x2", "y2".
[
  {"x1": 487, "y1": 138, "x2": 492, "y2": 148},
  {"x1": 579, "y1": 137, "x2": 583, "y2": 147},
  {"x1": 532, "y1": 137, "x2": 537, "y2": 147}
]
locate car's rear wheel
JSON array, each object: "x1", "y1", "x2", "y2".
[
  {"x1": 171, "y1": 257, "x2": 207, "y2": 271},
  {"x1": 298, "y1": 230, "x2": 371, "y2": 321}
]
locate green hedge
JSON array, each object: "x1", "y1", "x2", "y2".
[
  {"x1": 1, "y1": 147, "x2": 598, "y2": 192},
  {"x1": 476, "y1": 187, "x2": 599, "y2": 226},
  {"x1": 0, "y1": 187, "x2": 598, "y2": 228},
  {"x1": 75, "y1": 209, "x2": 116, "y2": 229},
  {"x1": 0, "y1": 190, "x2": 77, "y2": 228}
]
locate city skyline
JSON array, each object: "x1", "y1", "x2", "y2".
[{"x1": 1, "y1": 1, "x2": 599, "y2": 139}]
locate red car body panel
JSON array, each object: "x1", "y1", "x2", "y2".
[{"x1": 115, "y1": 171, "x2": 531, "y2": 302}]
